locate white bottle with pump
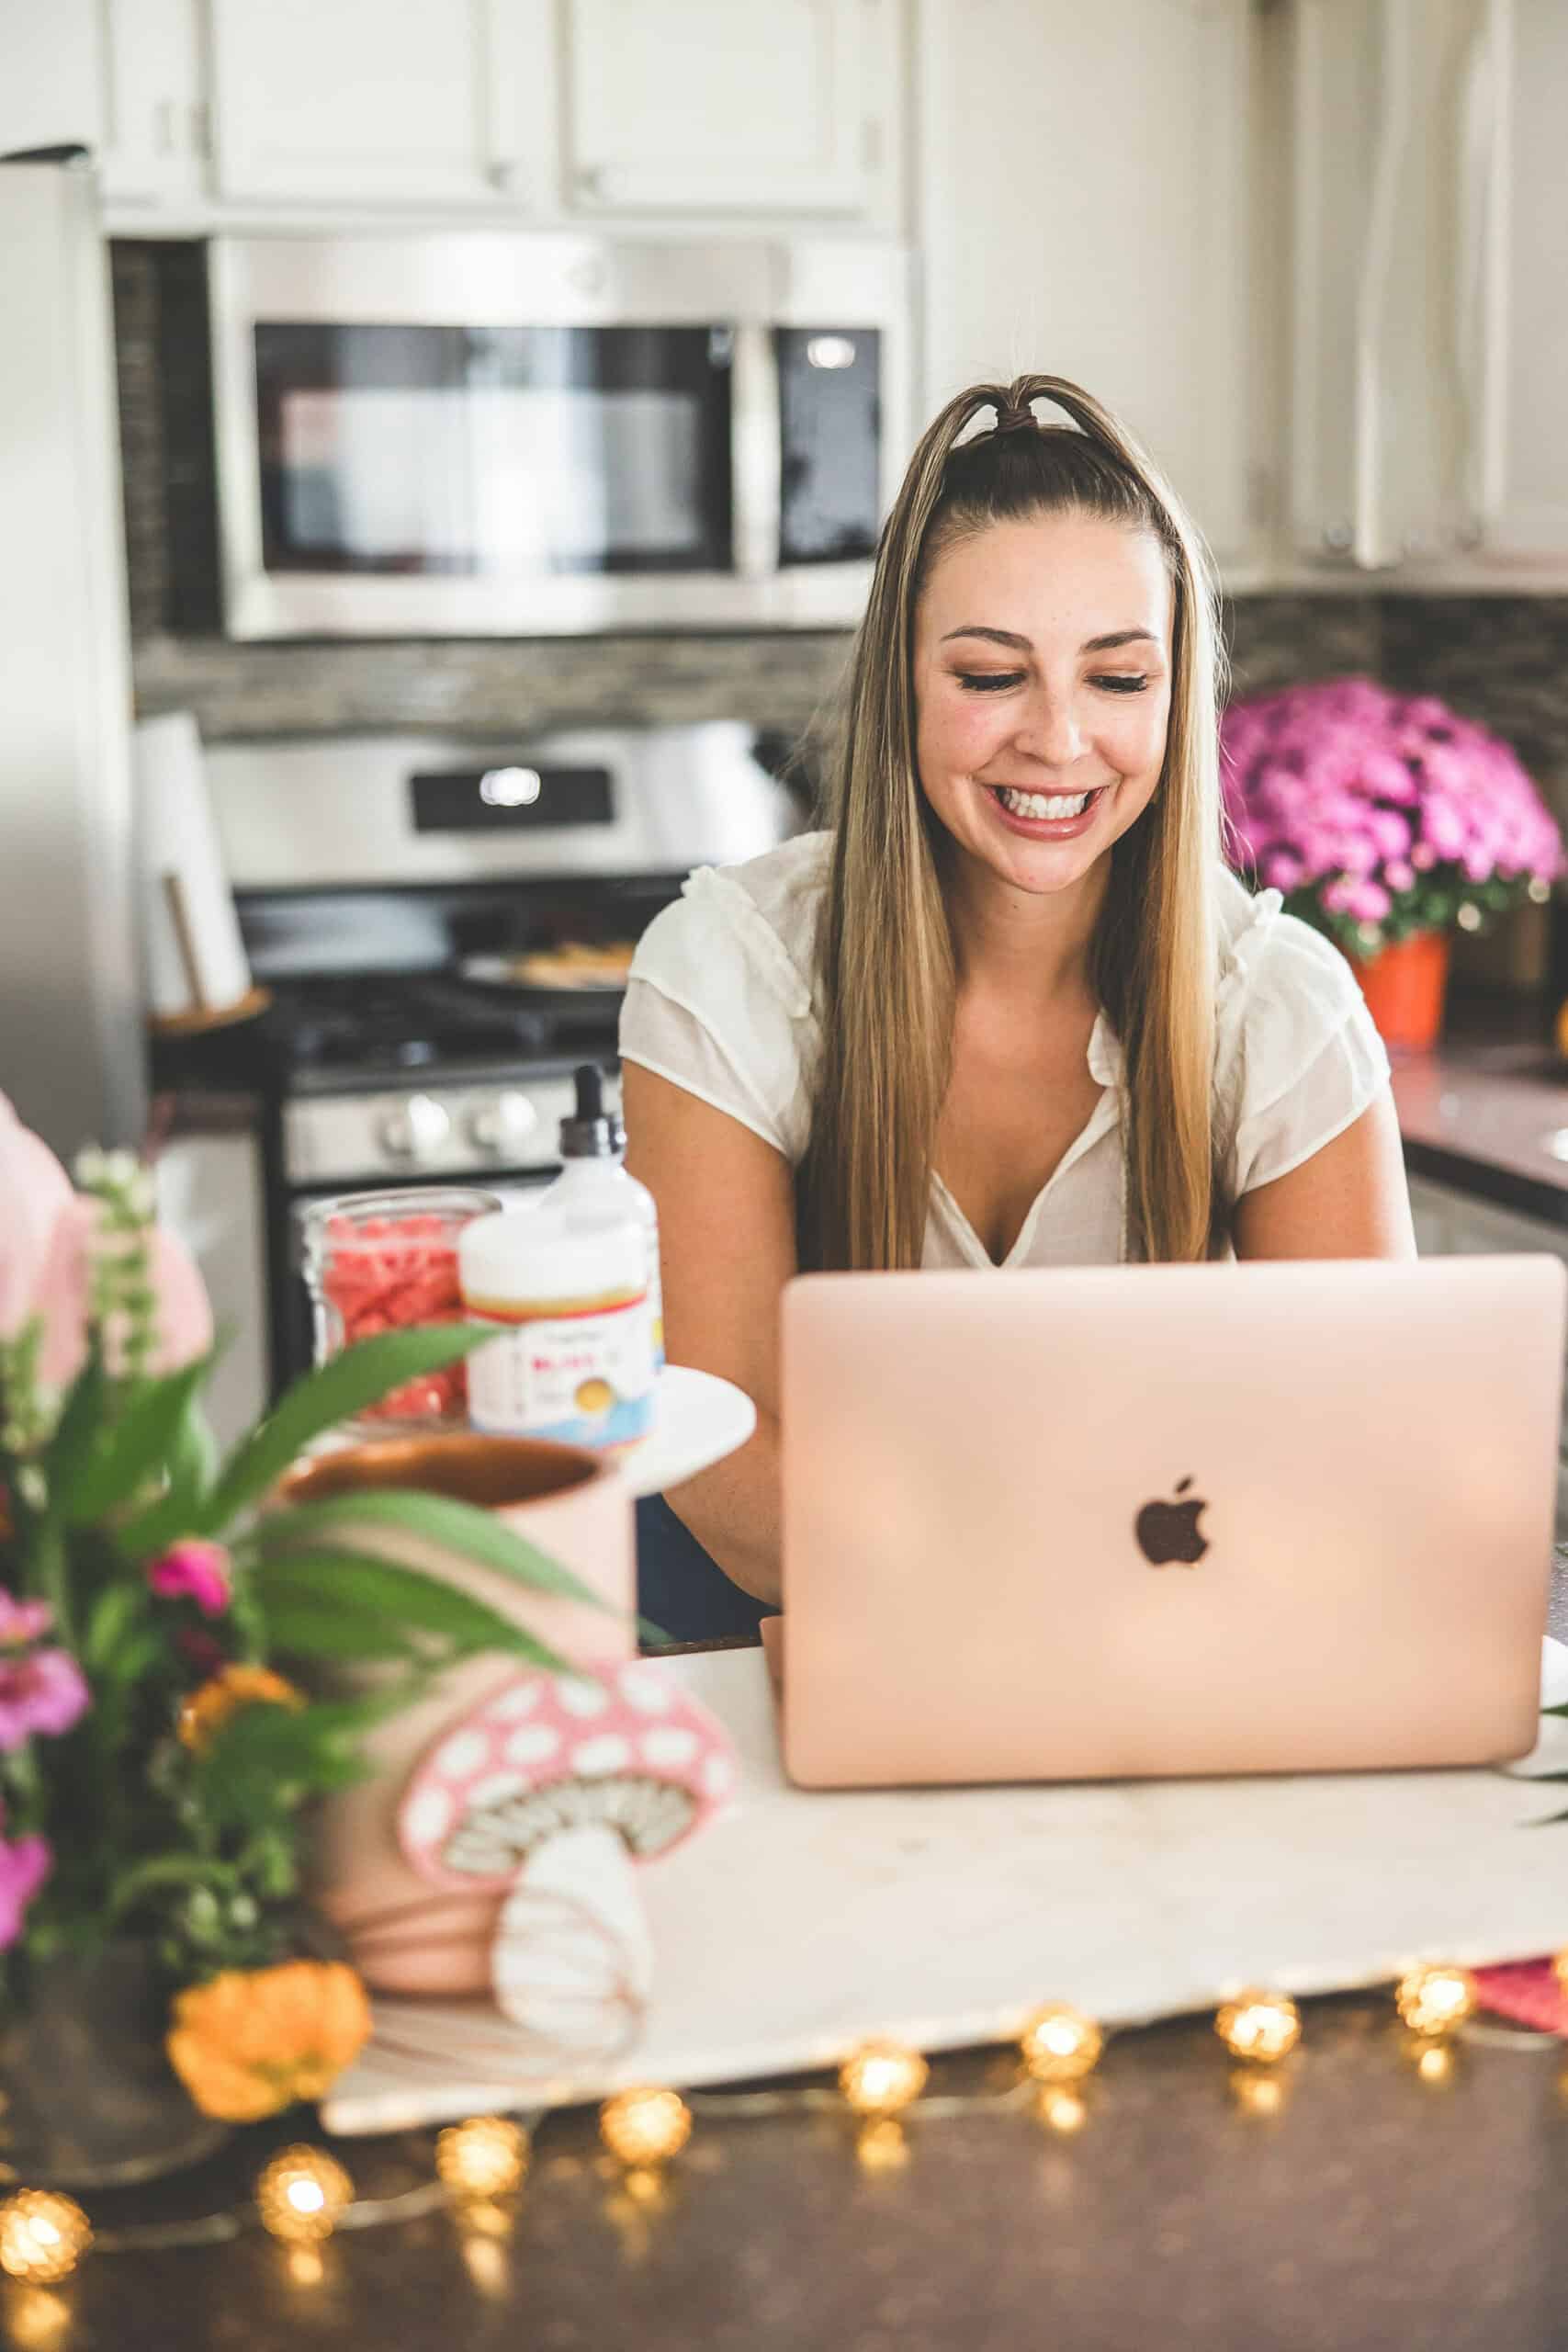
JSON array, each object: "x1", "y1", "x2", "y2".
[{"x1": 535, "y1": 1065, "x2": 665, "y2": 1369}]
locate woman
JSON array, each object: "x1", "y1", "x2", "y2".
[{"x1": 621, "y1": 375, "x2": 1414, "y2": 1637}]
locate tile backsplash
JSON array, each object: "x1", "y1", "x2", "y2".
[{"x1": 113, "y1": 243, "x2": 1568, "y2": 843}]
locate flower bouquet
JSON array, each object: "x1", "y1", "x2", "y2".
[
  {"x1": 0, "y1": 1094, "x2": 604, "y2": 2177},
  {"x1": 1220, "y1": 678, "x2": 1565, "y2": 1048}
]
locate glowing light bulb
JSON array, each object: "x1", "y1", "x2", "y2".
[
  {"x1": 255, "y1": 2146, "x2": 355, "y2": 2244},
  {"x1": 1214, "y1": 1990, "x2": 1301, "y2": 2064},
  {"x1": 0, "y1": 2192, "x2": 91, "y2": 2285},
  {"x1": 436, "y1": 2116, "x2": 529, "y2": 2199},
  {"x1": 1394, "y1": 1963, "x2": 1477, "y2": 2038},
  {"x1": 598, "y1": 2088, "x2": 693, "y2": 2166},
  {"x1": 1019, "y1": 2004, "x2": 1103, "y2": 2083},
  {"x1": 837, "y1": 2041, "x2": 929, "y2": 2120}
]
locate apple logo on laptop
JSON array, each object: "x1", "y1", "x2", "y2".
[{"x1": 1134, "y1": 1476, "x2": 1209, "y2": 1568}]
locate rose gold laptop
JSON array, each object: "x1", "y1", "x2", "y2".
[{"x1": 777, "y1": 1260, "x2": 1565, "y2": 1788}]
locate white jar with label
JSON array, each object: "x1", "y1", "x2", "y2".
[{"x1": 458, "y1": 1207, "x2": 657, "y2": 1452}]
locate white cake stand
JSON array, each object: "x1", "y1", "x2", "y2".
[{"x1": 615, "y1": 1364, "x2": 757, "y2": 1500}]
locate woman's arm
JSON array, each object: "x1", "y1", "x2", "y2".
[
  {"x1": 622, "y1": 1060, "x2": 797, "y2": 1606},
  {"x1": 1232, "y1": 1093, "x2": 1416, "y2": 1260}
]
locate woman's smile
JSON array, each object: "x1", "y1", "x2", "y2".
[{"x1": 983, "y1": 779, "x2": 1112, "y2": 840}]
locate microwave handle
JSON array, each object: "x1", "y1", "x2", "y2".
[{"x1": 730, "y1": 322, "x2": 782, "y2": 580}]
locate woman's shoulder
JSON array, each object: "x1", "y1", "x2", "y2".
[
  {"x1": 628, "y1": 830, "x2": 831, "y2": 1018},
  {"x1": 1212, "y1": 863, "x2": 1390, "y2": 1134}
]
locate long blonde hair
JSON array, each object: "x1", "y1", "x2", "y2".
[{"x1": 796, "y1": 374, "x2": 1228, "y2": 1271}]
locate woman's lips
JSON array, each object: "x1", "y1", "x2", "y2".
[{"x1": 984, "y1": 783, "x2": 1109, "y2": 841}]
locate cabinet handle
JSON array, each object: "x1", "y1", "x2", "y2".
[
  {"x1": 489, "y1": 158, "x2": 524, "y2": 194},
  {"x1": 153, "y1": 99, "x2": 176, "y2": 157},
  {"x1": 577, "y1": 165, "x2": 605, "y2": 198}
]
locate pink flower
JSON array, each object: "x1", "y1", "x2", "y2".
[
  {"x1": 148, "y1": 1540, "x2": 232, "y2": 1618},
  {"x1": 1260, "y1": 850, "x2": 1304, "y2": 893},
  {"x1": 0, "y1": 1648, "x2": 89, "y2": 1753},
  {"x1": 1345, "y1": 880, "x2": 1393, "y2": 922},
  {"x1": 1384, "y1": 860, "x2": 1416, "y2": 892},
  {"x1": 0, "y1": 1825, "x2": 51, "y2": 1951},
  {"x1": 0, "y1": 1595, "x2": 53, "y2": 1649},
  {"x1": 0, "y1": 1095, "x2": 212, "y2": 1393}
]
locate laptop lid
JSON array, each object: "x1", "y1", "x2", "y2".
[{"x1": 779, "y1": 1259, "x2": 1565, "y2": 1788}]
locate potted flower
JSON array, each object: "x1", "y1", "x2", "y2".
[
  {"x1": 0, "y1": 1095, "x2": 603, "y2": 2185},
  {"x1": 1220, "y1": 677, "x2": 1565, "y2": 1051}
]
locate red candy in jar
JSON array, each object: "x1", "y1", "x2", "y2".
[{"x1": 299, "y1": 1189, "x2": 503, "y2": 1426}]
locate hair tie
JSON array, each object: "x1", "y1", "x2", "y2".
[{"x1": 994, "y1": 401, "x2": 1037, "y2": 435}]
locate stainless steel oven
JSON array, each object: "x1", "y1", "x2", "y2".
[
  {"x1": 209, "y1": 234, "x2": 910, "y2": 639},
  {"x1": 195, "y1": 723, "x2": 802, "y2": 1395}
]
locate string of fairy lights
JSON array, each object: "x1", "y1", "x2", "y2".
[{"x1": 1, "y1": 1958, "x2": 1563, "y2": 2312}]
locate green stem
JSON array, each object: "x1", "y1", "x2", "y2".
[{"x1": 106, "y1": 1852, "x2": 243, "y2": 1926}]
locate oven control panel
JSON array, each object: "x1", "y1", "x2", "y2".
[{"x1": 284, "y1": 1076, "x2": 581, "y2": 1188}]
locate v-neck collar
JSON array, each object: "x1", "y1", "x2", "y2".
[{"x1": 931, "y1": 1010, "x2": 1124, "y2": 1270}]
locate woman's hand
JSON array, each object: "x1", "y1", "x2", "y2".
[{"x1": 622, "y1": 1062, "x2": 798, "y2": 1605}]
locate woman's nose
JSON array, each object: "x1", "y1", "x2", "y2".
[{"x1": 1013, "y1": 691, "x2": 1085, "y2": 770}]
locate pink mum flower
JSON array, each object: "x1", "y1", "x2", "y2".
[
  {"x1": 148, "y1": 1540, "x2": 233, "y2": 1618},
  {"x1": 0, "y1": 1813, "x2": 51, "y2": 1950},
  {"x1": 0, "y1": 1594, "x2": 53, "y2": 1649},
  {"x1": 0, "y1": 1648, "x2": 90, "y2": 1753}
]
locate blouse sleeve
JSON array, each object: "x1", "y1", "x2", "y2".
[
  {"x1": 618, "y1": 871, "x2": 817, "y2": 1163},
  {"x1": 1221, "y1": 899, "x2": 1393, "y2": 1200}
]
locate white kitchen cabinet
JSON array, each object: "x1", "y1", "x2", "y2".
[
  {"x1": 0, "y1": 0, "x2": 204, "y2": 206},
  {"x1": 914, "y1": 0, "x2": 1263, "y2": 573},
  {"x1": 559, "y1": 0, "x2": 898, "y2": 222},
  {"x1": 153, "y1": 1132, "x2": 269, "y2": 1456},
  {"x1": 1466, "y1": 0, "x2": 1568, "y2": 571},
  {"x1": 207, "y1": 0, "x2": 549, "y2": 209},
  {"x1": 1290, "y1": 0, "x2": 1568, "y2": 581}
]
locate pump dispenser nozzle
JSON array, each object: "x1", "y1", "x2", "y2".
[{"x1": 560, "y1": 1062, "x2": 625, "y2": 1159}]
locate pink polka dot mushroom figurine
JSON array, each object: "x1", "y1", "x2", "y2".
[{"x1": 396, "y1": 1659, "x2": 736, "y2": 2046}]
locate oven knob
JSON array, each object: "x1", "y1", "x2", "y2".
[
  {"x1": 378, "y1": 1094, "x2": 451, "y2": 1162},
  {"x1": 467, "y1": 1091, "x2": 538, "y2": 1158}
]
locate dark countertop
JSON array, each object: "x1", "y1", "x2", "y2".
[
  {"x1": 51, "y1": 1986, "x2": 1568, "y2": 2352},
  {"x1": 37, "y1": 1557, "x2": 1568, "y2": 2352}
]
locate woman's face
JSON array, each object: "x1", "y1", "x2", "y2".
[{"x1": 912, "y1": 509, "x2": 1174, "y2": 900}]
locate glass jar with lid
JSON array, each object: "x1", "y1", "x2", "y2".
[{"x1": 298, "y1": 1186, "x2": 503, "y2": 1429}]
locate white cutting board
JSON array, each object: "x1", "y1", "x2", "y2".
[{"x1": 323, "y1": 1639, "x2": 1568, "y2": 2132}]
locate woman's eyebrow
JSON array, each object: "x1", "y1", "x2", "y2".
[{"x1": 939, "y1": 626, "x2": 1160, "y2": 653}]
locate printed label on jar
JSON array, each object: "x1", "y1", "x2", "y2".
[{"x1": 465, "y1": 1290, "x2": 656, "y2": 1452}]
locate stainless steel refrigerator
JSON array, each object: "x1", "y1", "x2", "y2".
[{"x1": 0, "y1": 154, "x2": 147, "y2": 1160}]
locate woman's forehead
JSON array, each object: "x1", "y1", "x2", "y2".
[{"x1": 920, "y1": 511, "x2": 1171, "y2": 645}]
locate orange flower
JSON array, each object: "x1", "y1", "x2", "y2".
[
  {"x1": 177, "y1": 1663, "x2": 303, "y2": 1753},
  {"x1": 166, "y1": 1960, "x2": 372, "y2": 2121}
]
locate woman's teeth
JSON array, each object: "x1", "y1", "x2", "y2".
[{"x1": 995, "y1": 786, "x2": 1095, "y2": 820}]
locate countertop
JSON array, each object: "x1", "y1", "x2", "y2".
[
  {"x1": 40, "y1": 1551, "x2": 1568, "y2": 2352},
  {"x1": 1393, "y1": 1033, "x2": 1568, "y2": 1228},
  {"x1": 60, "y1": 1990, "x2": 1568, "y2": 2352}
]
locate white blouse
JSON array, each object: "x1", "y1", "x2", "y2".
[{"x1": 619, "y1": 831, "x2": 1393, "y2": 1269}]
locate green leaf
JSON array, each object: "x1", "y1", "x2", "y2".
[
  {"x1": 254, "y1": 1549, "x2": 571, "y2": 1673},
  {"x1": 41, "y1": 1341, "x2": 108, "y2": 1506},
  {"x1": 203, "y1": 1324, "x2": 501, "y2": 1532},
  {"x1": 260, "y1": 1589, "x2": 428, "y2": 1665},
  {"x1": 255, "y1": 1487, "x2": 611, "y2": 1616},
  {"x1": 63, "y1": 1357, "x2": 213, "y2": 1526},
  {"x1": 81, "y1": 1581, "x2": 151, "y2": 1677}
]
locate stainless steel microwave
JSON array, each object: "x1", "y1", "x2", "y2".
[{"x1": 209, "y1": 234, "x2": 910, "y2": 639}]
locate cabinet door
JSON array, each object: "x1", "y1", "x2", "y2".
[
  {"x1": 96, "y1": 0, "x2": 208, "y2": 208},
  {"x1": 1470, "y1": 0, "x2": 1568, "y2": 567},
  {"x1": 915, "y1": 0, "x2": 1259, "y2": 573},
  {"x1": 152, "y1": 1136, "x2": 269, "y2": 1456},
  {"x1": 560, "y1": 0, "x2": 893, "y2": 219},
  {"x1": 1290, "y1": 0, "x2": 1483, "y2": 570},
  {"x1": 208, "y1": 0, "x2": 542, "y2": 207}
]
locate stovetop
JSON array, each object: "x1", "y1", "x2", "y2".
[{"x1": 259, "y1": 970, "x2": 621, "y2": 1085}]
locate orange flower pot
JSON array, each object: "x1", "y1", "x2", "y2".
[{"x1": 1344, "y1": 929, "x2": 1451, "y2": 1054}]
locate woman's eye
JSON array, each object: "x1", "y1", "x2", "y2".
[
  {"x1": 955, "y1": 671, "x2": 1026, "y2": 693},
  {"x1": 1093, "y1": 673, "x2": 1150, "y2": 695}
]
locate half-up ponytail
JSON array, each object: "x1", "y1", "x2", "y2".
[{"x1": 798, "y1": 374, "x2": 1228, "y2": 1271}]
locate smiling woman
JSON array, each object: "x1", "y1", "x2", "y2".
[{"x1": 618, "y1": 374, "x2": 1413, "y2": 1625}]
